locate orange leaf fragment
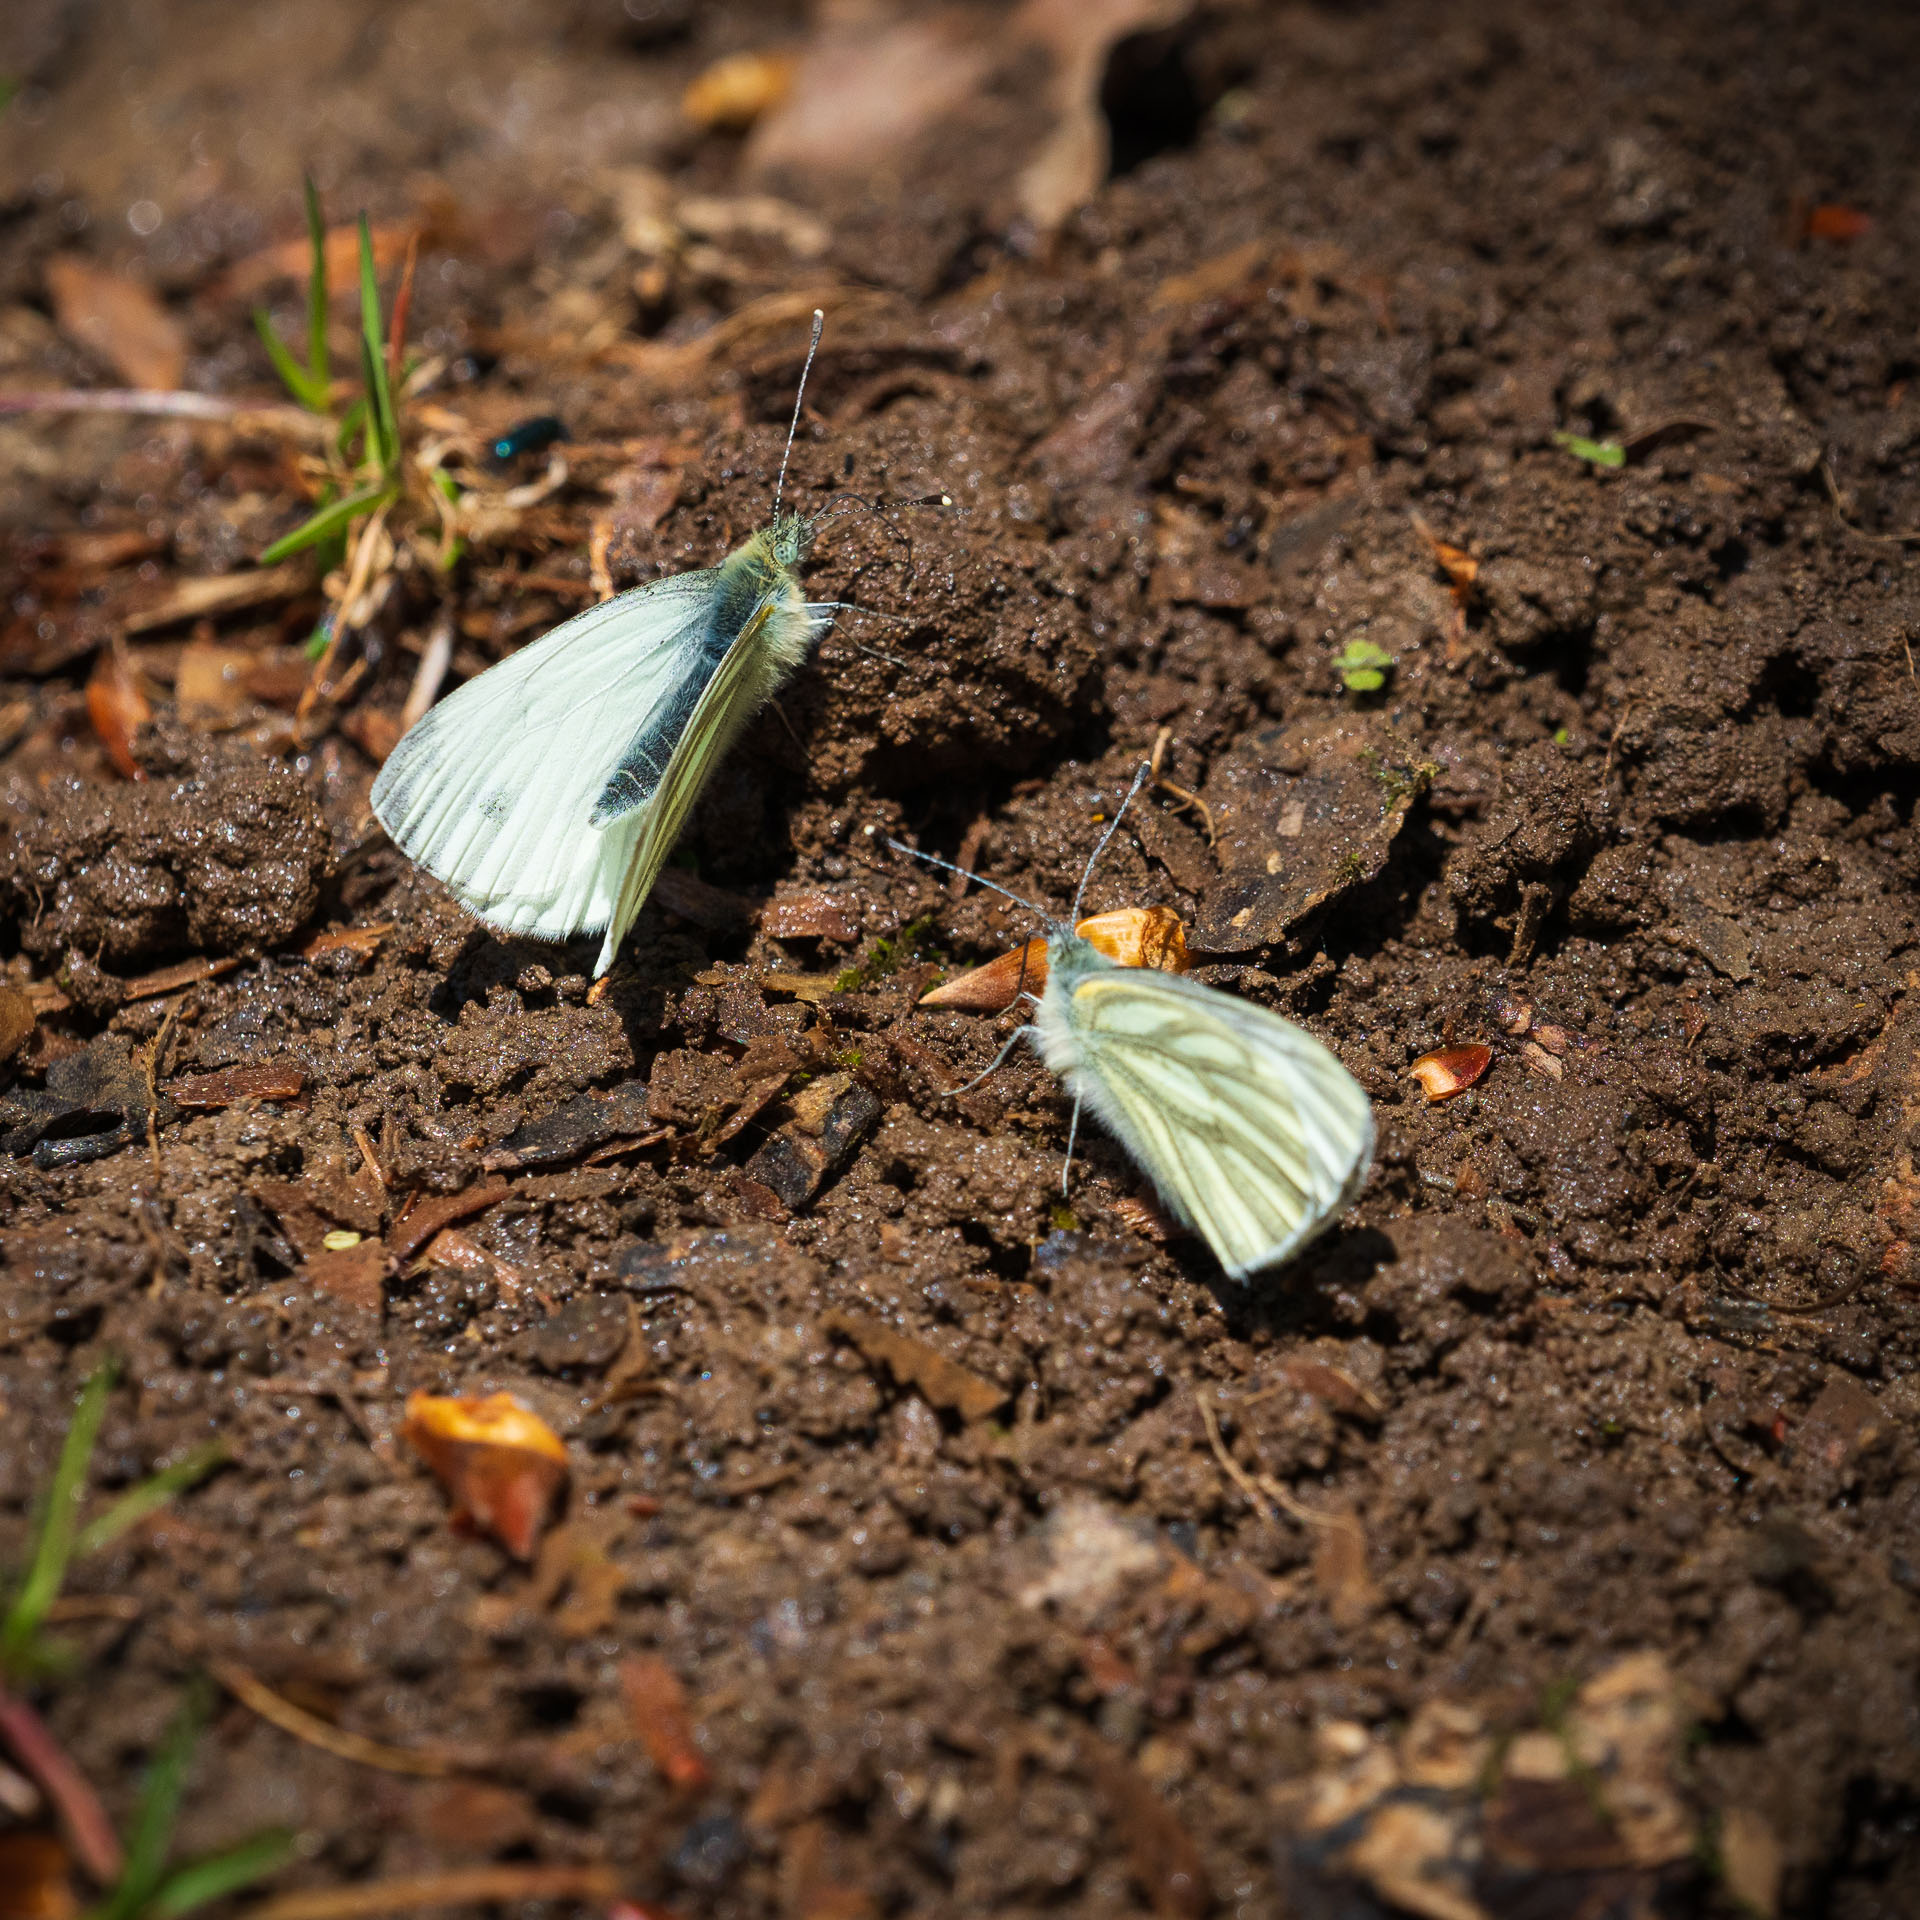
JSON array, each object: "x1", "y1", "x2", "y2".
[
  {"x1": 400, "y1": 1391, "x2": 569, "y2": 1560},
  {"x1": 1807, "y1": 203, "x2": 1872, "y2": 242},
  {"x1": 683, "y1": 51, "x2": 796, "y2": 134},
  {"x1": 300, "y1": 922, "x2": 394, "y2": 962},
  {"x1": 85, "y1": 648, "x2": 152, "y2": 780},
  {"x1": 919, "y1": 937, "x2": 1049, "y2": 1011},
  {"x1": 620, "y1": 1656, "x2": 710, "y2": 1792},
  {"x1": 1079, "y1": 905, "x2": 1190, "y2": 973},
  {"x1": 1407, "y1": 1043, "x2": 1492, "y2": 1103},
  {"x1": 920, "y1": 907, "x2": 1189, "y2": 1010}
]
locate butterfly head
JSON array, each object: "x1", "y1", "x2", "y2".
[{"x1": 770, "y1": 509, "x2": 815, "y2": 571}]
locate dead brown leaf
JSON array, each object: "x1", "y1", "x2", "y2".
[
  {"x1": 44, "y1": 255, "x2": 186, "y2": 390},
  {"x1": 1013, "y1": 0, "x2": 1198, "y2": 234},
  {"x1": 85, "y1": 647, "x2": 151, "y2": 780},
  {"x1": 0, "y1": 986, "x2": 35, "y2": 1067}
]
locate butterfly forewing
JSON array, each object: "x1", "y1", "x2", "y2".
[
  {"x1": 1065, "y1": 970, "x2": 1374, "y2": 1279},
  {"x1": 371, "y1": 574, "x2": 716, "y2": 944}
]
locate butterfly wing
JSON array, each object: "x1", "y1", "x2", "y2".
[
  {"x1": 370, "y1": 573, "x2": 717, "y2": 949},
  {"x1": 1059, "y1": 968, "x2": 1374, "y2": 1280},
  {"x1": 595, "y1": 588, "x2": 821, "y2": 973}
]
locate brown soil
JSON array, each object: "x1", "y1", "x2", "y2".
[{"x1": 4, "y1": 2, "x2": 1920, "y2": 1916}]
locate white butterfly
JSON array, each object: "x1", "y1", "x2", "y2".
[
  {"x1": 371, "y1": 315, "x2": 836, "y2": 978},
  {"x1": 899, "y1": 771, "x2": 1375, "y2": 1280}
]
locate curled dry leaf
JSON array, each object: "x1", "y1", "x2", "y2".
[
  {"x1": 400, "y1": 1391, "x2": 569, "y2": 1560},
  {"x1": 620, "y1": 1656, "x2": 710, "y2": 1792},
  {"x1": 682, "y1": 50, "x2": 796, "y2": 133},
  {"x1": 921, "y1": 906, "x2": 1189, "y2": 1010},
  {"x1": 1407, "y1": 1044, "x2": 1493, "y2": 1103}
]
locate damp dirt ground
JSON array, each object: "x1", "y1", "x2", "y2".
[{"x1": 3, "y1": 2, "x2": 1920, "y2": 1916}]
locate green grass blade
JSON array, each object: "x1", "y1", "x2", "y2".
[
  {"x1": 303, "y1": 176, "x2": 329, "y2": 402},
  {"x1": 252, "y1": 309, "x2": 327, "y2": 411},
  {"x1": 3, "y1": 1364, "x2": 114, "y2": 1670},
  {"x1": 259, "y1": 482, "x2": 394, "y2": 564},
  {"x1": 74, "y1": 1443, "x2": 227, "y2": 1561},
  {"x1": 356, "y1": 216, "x2": 399, "y2": 477},
  {"x1": 94, "y1": 1683, "x2": 208, "y2": 1920},
  {"x1": 149, "y1": 1830, "x2": 296, "y2": 1917}
]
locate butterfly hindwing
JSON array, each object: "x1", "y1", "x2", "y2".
[{"x1": 1059, "y1": 967, "x2": 1374, "y2": 1279}]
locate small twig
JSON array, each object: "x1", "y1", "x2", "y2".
[
  {"x1": 0, "y1": 1683, "x2": 124, "y2": 1883},
  {"x1": 243, "y1": 1866, "x2": 621, "y2": 1920},
  {"x1": 350, "y1": 1124, "x2": 389, "y2": 1189},
  {"x1": 400, "y1": 607, "x2": 454, "y2": 733},
  {"x1": 1149, "y1": 727, "x2": 1217, "y2": 844},
  {"x1": 210, "y1": 1659, "x2": 458, "y2": 1777}
]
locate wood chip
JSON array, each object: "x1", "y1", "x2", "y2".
[
  {"x1": 822, "y1": 1307, "x2": 1007, "y2": 1422},
  {"x1": 761, "y1": 892, "x2": 856, "y2": 942},
  {"x1": 169, "y1": 1061, "x2": 307, "y2": 1109},
  {"x1": 386, "y1": 1180, "x2": 510, "y2": 1262}
]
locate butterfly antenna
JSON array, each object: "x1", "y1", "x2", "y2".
[
  {"x1": 1071, "y1": 762, "x2": 1154, "y2": 922},
  {"x1": 883, "y1": 837, "x2": 1046, "y2": 921},
  {"x1": 773, "y1": 308, "x2": 825, "y2": 521}
]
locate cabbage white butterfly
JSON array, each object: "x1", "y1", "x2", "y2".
[
  {"x1": 897, "y1": 770, "x2": 1374, "y2": 1279},
  {"x1": 372, "y1": 313, "x2": 838, "y2": 978}
]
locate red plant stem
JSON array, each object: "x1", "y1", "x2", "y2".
[{"x1": 0, "y1": 1682, "x2": 124, "y2": 1883}]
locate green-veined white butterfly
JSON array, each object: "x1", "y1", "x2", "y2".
[
  {"x1": 896, "y1": 769, "x2": 1374, "y2": 1280},
  {"x1": 372, "y1": 313, "x2": 840, "y2": 978}
]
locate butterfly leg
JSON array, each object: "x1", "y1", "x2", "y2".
[
  {"x1": 949, "y1": 1023, "x2": 1034, "y2": 1095},
  {"x1": 1061, "y1": 1091, "x2": 1085, "y2": 1197}
]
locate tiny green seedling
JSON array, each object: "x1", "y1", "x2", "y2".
[
  {"x1": 256, "y1": 191, "x2": 413, "y2": 569},
  {"x1": 3, "y1": 1363, "x2": 225, "y2": 1681},
  {"x1": 1553, "y1": 431, "x2": 1626, "y2": 470},
  {"x1": 1333, "y1": 638, "x2": 1394, "y2": 693},
  {"x1": 87, "y1": 1682, "x2": 295, "y2": 1920}
]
